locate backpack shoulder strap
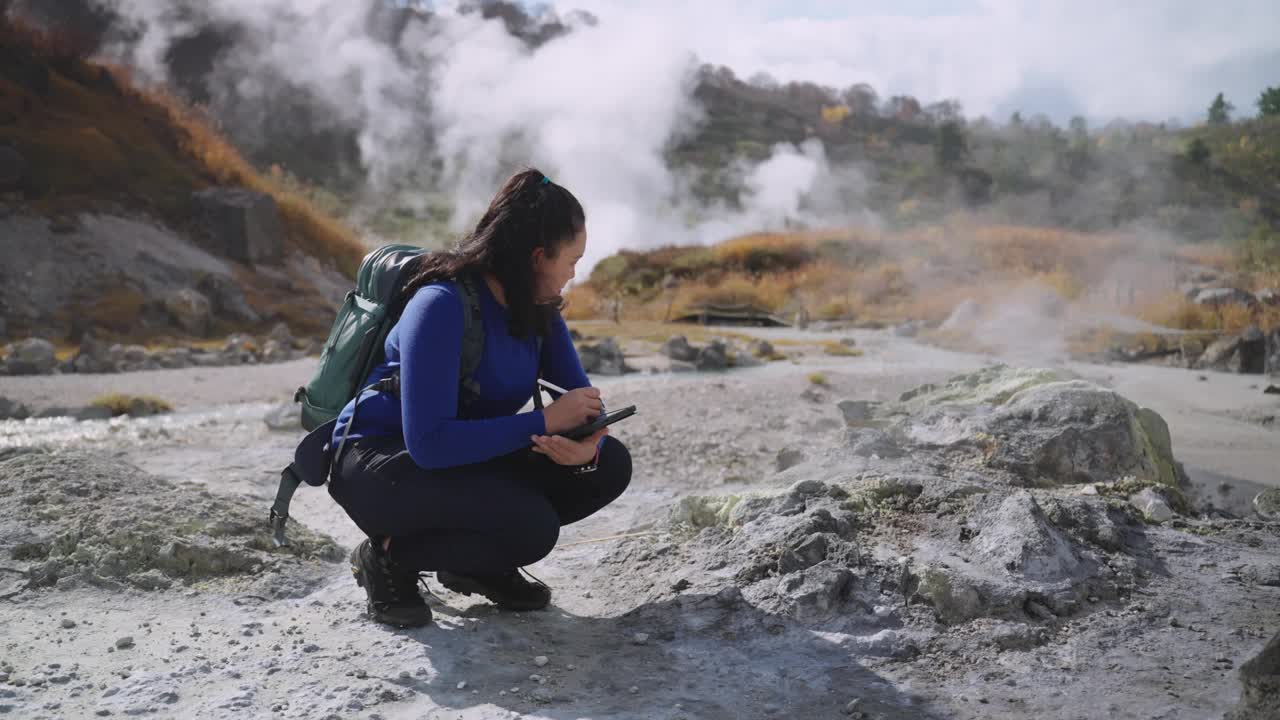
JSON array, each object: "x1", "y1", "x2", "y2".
[{"x1": 456, "y1": 273, "x2": 485, "y2": 412}]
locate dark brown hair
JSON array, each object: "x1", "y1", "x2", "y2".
[{"x1": 400, "y1": 167, "x2": 585, "y2": 338}]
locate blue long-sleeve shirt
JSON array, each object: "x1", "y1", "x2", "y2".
[{"x1": 331, "y1": 277, "x2": 596, "y2": 470}]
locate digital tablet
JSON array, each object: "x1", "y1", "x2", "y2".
[{"x1": 558, "y1": 405, "x2": 638, "y2": 440}]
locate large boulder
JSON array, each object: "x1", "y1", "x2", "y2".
[
  {"x1": 888, "y1": 366, "x2": 1183, "y2": 490},
  {"x1": 192, "y1": 187, "x2": 285, "y2": 265},
  {"x1": 3, "y1": 337, "x2": 57, "y2": 375}
]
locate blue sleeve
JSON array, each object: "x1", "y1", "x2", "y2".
[
  {"x1": 399, "y1": 286, "x2": 547, "y2": 470},
  {"x1": 541, "y1": 312, "x2": 607, "y2": 451}
]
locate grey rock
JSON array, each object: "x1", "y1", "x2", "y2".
[
  {"x1": 1225, "y1": 631, "x2": 1280, "y2": 720},
  {"x1": 778, "y1": 533, "x2": 829, "y2": 573},
  {"x1": 837, "y1": 400, "x2": 877, "y2": 425},
  {"x1": 577, "y1": 337, "x2": 629, "y2": 375},
  {"x1": 981, "y1": 380, "x2": 1182, "y2": 488},
  {"x1": 0, "y1": 396, "x2": 32, "y2": 420},
  {"x1": 1129, "y1": 488, "x2": 1174, "y2": 523},
  {"x1": 260, "y1": 339, "x2": 293, "y2": 364},
  {"x1": 4, "y1": 337, "x2": 57, "y2": 375},
  {"x1": 197, "y1": 274, "x2": 261, "y2": 324},
  {"x1": 267, "y1": 322, "x2": 293, "y2": 345},
  {"x1": 1255, "y1": 488, "x2": 1280, "y2": 521},
  {"x1": 914, "y1": 565, "x2": 985, "y2": 624},
  {"x1": 844, "y1": 428, "x2": 904, "y2": 459},
  {"x1": 892, "y1": 321, "x2": 921, "y2": 338},
  {"x1": 779, "y1": 564, "x2": 853, "y2": 619},
  {"x1": 578, "y1": 335, "x2": 627, "y2": 371},
  {"x1": 775, "y1": 447, "x2": 806, "y2": 472},
  {"x1": 72, "y1": 332, "x2": 118, "y2": 374},
  {"x1": 1266, "y1": 327, "x2": 1280, "y2": 377},
  {"x1": 263, "y1": 403, "x2": 302, "y2": 432},
  {"x1": 971, "y1": 492, "x2": 1084, "y2": 582},
  {"x1": 0, "y1": 144, "x2": 27, "y2": 190},
  {"x1": 1259, "y1": 288, "x2": 1279, "y2": 306},
  {"x1": 192, "y1": 187, "x2": 285, "y2": 265},
  {"x1": 162, "y1": 288, "x2": 213, "y2": 336},
  {"x1": 114, "y1": 637, "x2": 134, "y2": 650},
  {"x1": 1197, "y1": 326, "x2": 1267, "y2": 374},
  {"x1": 1193, "y1": 287, "x2": 1257, "y2": 308},
  {"x1": 694, "y1": 340, "x2": 729, "y2": 371},
  {"x1": 658, "y1": 335, "x2": 697, "y2": 362},
  {"x1": 747, "y1": 339, "x2": 775, "y2": 358}
]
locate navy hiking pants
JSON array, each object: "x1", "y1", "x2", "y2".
[{"x1": 328, "y1": 435, "x2": 631, "y2": 575}]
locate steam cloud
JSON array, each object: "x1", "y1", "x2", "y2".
[{"x1": 94, "y1": 0, "x2": 871, "y2": 272}]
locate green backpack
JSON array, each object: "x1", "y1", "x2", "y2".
[
  {"x1": 294, "y1": 244, "x2": 489, "y2": 430},
  {"x1": 271, "y1": 244, "x2": 489, "y2": 546}
]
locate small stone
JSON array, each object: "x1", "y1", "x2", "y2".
[
  {"x1": 510, "y1": 686, "x2": 520, "y2": 693},
  {"x1": 60, "y1": 619, "x2": 77, "y2": 629},
  {"x1": 528, "y1": 674, "x2": 543, "y2": 683},
  {"x1": 534, "y1": 656, "x2": 549, "y2": 667},
  {"x1": 456, "y1": 681, "x2": 467, "y2": 690},
  {"x1": 398, "y1": 670, "x2": 410, "y2": 679},
  {"x1": 629, "y1": 686, "x2": 639, "y2": 694},
  {"x1": 632, "y1": 633, "x2": 649, "y2": 645},
  {"x1": 844, "y1": 697, "x2": 862, "y2": 715},
  {"x1": 114, "y1": 637, "x2": 134, "y2": 650},
  {"x1": 566, "y1": 664, "x2": 576, "y2": 670}
]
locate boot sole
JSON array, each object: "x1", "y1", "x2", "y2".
[
  {"x1": 350, "y1": 545, "x2": 433, "y2": 628},
  {"x1": 437, "y1": 573, "x2": 550, "y2": 611}
]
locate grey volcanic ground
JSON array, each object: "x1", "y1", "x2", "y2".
[{"x1": 0, "y1": 328, "x2": 1277, "y2": 719}]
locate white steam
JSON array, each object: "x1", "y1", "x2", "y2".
[{"x1": 94, "y1": 0, "x2": 870, "y2": 272}]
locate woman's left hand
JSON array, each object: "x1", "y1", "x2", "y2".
[{"x1": 531, "y1": 427, "x2": 608, "y2": 466}]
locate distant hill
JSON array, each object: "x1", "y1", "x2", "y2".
[{"x1": 0, "y1": 15, "x2": 366, "y2": 345}]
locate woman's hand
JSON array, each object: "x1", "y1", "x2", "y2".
[
  {"x1": 542, "y1": 386, "x2": 603, "y2": 434},
  {"x1": 530, "y1": 427, "x2": 607, "y2": 466}
]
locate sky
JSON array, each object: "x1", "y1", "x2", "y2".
[{"x1": 562, "y1": 0, "x2": 1280, "y2": 126}]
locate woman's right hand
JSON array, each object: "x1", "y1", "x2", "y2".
[{"x1": 542, "y1": 387, "x2": 604, "y2": 434}]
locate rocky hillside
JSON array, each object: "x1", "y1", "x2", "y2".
[{"x1": 0, "y1": 15, "x2": 366, "y2": 355}]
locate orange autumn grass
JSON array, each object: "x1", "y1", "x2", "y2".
[
  {"x1": 0, "y1": 16, "x2": 366, "y2": 278},
  {"x1": 565, "y1": 224, "x2": 1277, "y2": 336}
]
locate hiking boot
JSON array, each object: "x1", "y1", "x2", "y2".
[
  {"x1": 349, "y1": 539, "x2": 432, "y2": 627},
  {"x1": 436, "y1": 568, "x2": 552, "y2": 611}
]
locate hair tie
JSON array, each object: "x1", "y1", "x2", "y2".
[{"x1": 540, "y1": 175, "x2": 551, "y2": 185}]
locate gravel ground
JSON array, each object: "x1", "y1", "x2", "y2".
[{"x1": 0, "y1": 329, "x2": 1277, "y2": 719}]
